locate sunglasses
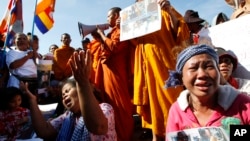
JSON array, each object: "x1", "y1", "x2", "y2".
[{"x1": 219, "y1": 57, "x2": 232, "y2": 65}]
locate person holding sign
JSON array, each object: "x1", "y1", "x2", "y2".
[
  {"x1": 165, "y1": 44, "x2": 250, "y2": 138},
  {"x1": 132, "y1": 0, "x2": 190, "y2": 140},
  {"x1": 95, "y1": 7, "x2": 135, "y2": 141}
]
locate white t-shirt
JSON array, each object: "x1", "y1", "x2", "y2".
[{"x1": 6, "y1": 49, "x2": 37, "y2": 88}]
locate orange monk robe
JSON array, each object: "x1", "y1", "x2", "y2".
[
  {"x1": 87, "y1": 39, "x2": 102, "y2": 83},
  {"x1": 133, "y1": 8, "x2": 190, "y2": 137},
  {"x1": 52, "y1": 45, "x2": 75, "y2": 81},
  {"x1": 95, "y1": 27, "x2": 135, "y2": 141}
]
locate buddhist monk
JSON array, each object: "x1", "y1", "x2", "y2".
[
  {"x1": 132, "y1": 0, "x2": 190, "y2": 140},
  {"x1": 95, "y1": 7, "x2": 135, "y2": 141},
  {"x1": 52, "y1": 33, "x2": 75, "y2": 81}
]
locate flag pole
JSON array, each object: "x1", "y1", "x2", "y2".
[{"x1": 30, "y1": 0, "x2": 38, "y2": 50}]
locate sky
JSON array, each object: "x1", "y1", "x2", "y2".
[{"x1": 0, "y1": 0, "x2": 234, "y2": 55}]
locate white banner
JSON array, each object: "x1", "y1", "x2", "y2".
[
  {"x1": 199, "y1": 14, "x2": 250, "y2": 79},
  {"x1": 120, "y1": 0, "x2": 161, "y2": 41}
]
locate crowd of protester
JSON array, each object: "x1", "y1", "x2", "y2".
[{"x1": 0, "y1": 0, "x2": 250, "y2": 141}]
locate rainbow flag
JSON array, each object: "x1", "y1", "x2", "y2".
[
  {"x1": 0, "y1": 0, "x2": 23, "y2": 47},
  {"x1": 35, "y1": 0, "x2": 55, "y2": 34}
]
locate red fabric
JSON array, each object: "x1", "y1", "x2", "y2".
[
  {"x1": 0, "y1": 0, "x2": 23, "y2": 47},
  {"x1": 0, "y1": 107, "x2": 29, "y2": 140},
  {"x1": 166, "y1": 93, "x2": 250, "y2": 133},
  {"x1": 228, "y1": 76, "x2": 239, "y2": 89}
]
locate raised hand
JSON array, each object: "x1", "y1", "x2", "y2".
[
  {"x1": 19, "y1": 81, "x2": 37, "y2": 101},
  {"x1": 69, "y1": 50, "x2": 92, "y2": 83}
]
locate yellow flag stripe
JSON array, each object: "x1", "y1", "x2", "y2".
[{"x1": 38, "y1": 11, "x2": 53, "y2": 29}]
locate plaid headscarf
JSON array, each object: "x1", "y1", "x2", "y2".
[{"x1": 164, "y1": 44, "x2": 218, "y2": 88}]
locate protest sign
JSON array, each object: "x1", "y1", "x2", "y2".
[
  {"x1": 37, "y1": 60, "x2": 53, "y2": 98},
  {"x1": 120, "y1": 0, "x2": 161, "y2": 41},
  {"x1": 167, "y1": 127, "x2": 229, "y2": 141}
]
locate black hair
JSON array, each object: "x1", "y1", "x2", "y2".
[
  {"x1": 81, "y1": 38, "x2": 90, "y2": 44},
  {"x1": 32, "y1": 35, "x2": 39, "y2": 41},
  {"x1": 49, "y1": 44, "x2": 59, "y2": 50},
  {"x1": 109, "y1": 7, "x2": 121, "y2": 16},
  {"x1": 27, "y1": 32, "x2": 39, "y2": 41},
  {"x1": 0, "y1": 87, "x2": 23, "y2": 110},
  {"x1": 59, "y1": 77, "x2": 76, "y2": 89}
]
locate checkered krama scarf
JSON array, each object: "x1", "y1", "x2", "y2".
[{"x1": 165, "y1": 44, "x2": 219, "y2": 88}]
